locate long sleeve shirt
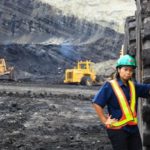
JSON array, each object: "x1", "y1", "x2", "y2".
[{"x1": 92, "y1": 79, "x2": 150, "y2": 133}]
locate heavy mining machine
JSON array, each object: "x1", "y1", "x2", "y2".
[
  {"x1": 0, "y1": 58, "x2": 14, "y2": 80},
  {"x1": 124, "y1": 1, "x2": 150, "y2": 149},
  {"x1": 64, "y1": 60, "x2": 97, "y2": 86}
]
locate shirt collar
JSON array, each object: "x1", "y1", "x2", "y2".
[{"x1": 117, "y1": 78, "x2": 125, "y2": 87}]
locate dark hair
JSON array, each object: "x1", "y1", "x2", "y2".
[
  {"x1": 114, "y1": 71, "x2": 120, "y2": 79},
  {"x1": 114, "y1": 67, "x2": 121, "y2": 79}
]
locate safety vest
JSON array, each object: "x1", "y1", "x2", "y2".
[{"x1": 106, "y1": 79, "x2": 137, "y2": 129}]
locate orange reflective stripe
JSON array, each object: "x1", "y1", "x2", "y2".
[
  {"x1": 106, "y1": 124, "x2": 122, "y2": 130},
  {"x1": 108, "y1": 80, "x2": 137, "y2": 129},
  {"x1": 129, "y1": 80, "x2": 135, "y2": 112},
  {"x1": 128, "y1": 80, "x2": 137, "y2": 125}
]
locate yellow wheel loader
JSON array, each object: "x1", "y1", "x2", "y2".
[
  {"x1": 0, "y1": 58, "x2": 15, "y2": 80},
  {"x1": 64, "y1": 60, "x2": 97, "y2": 86}
]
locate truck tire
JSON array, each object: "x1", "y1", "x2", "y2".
[
  {"x1": 124, "y1": 16, "x2": 136, "y2": 57},
  {"x1": 141, "y1": 17, "x2": 150, "y2": 150},
  {"x1": 137, "y1": 1, "x2": 150, "y2": 149},
  {"x1": 81, "y1": 76, "x2": 92, "y2": 86}
]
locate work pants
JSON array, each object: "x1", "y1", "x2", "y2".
[{"x1": 106, "y1": 128, "x2": 142, "y2": 150}]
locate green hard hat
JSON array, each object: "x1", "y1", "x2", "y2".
[{"x1": 116, "y1": 54, "x2": 136, "y2": 68}]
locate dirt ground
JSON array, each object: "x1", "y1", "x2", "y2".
[{"x1": 0, "y1": 84, "x2": 113, "y2": 150}]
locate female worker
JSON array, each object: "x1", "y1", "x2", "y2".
[{"x1": 92, "y1": 54, "x2": 150, "y2": 150}]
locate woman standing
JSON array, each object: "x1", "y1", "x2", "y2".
[{"x1": 92, "y1": 54, "x2": 150, "y2": 150}]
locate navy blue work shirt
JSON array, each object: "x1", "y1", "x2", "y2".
[{"x1": 92, "y1": 78, "x2": 150, "y2": 133}]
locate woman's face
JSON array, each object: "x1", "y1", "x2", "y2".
[{"x1": 118, "y1": 66, "x2": 134, "y2": 81}]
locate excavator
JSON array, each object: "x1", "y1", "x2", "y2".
[
  {"x1": 0, "y1": 58, "x2": 14, "y2": 80},
  {"x1": 64, "y1": 60, "x2": 98, "y2": 86}
]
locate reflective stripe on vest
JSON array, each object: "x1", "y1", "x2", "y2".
[{"x1": 108, "y1": 80, "x2": 137, "y2": 129}]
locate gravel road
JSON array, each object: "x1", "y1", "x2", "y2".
[{"x1": 0, "y1": 83, "x2": 112, "y2": 150}]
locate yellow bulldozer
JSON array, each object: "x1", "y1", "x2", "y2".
[
  {"x1": 64, "y1": 60, "x2": 98, "y2": 86},
  {"x1": 0, "y1": 58, "x2": 14, "y2": 80}
]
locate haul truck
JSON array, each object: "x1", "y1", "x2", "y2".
[
  {"x1": 0, "y1": 58, "x2": 14, "y2": 80},
  {"x1": 124, "y1": 1, "x2": 150, "y2": 149},
  {"x1": 64, "y1": 60, "x2": 97, "y2": 86}
]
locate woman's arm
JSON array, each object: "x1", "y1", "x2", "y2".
[
  {"x1": 92, "y1": 103, "x2": 117, "y2": 126},
  {"x1": 135, "y1": 82, "x2": 150, "y2": 98}
]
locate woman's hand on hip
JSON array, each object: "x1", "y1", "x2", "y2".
[{"x1": 104, "y1": 115, "x2": 118, "y2": 126}]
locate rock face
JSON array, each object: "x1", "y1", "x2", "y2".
[
  {"x1": 39, "y1": 0, "x2": 136, "y2": 33},
  {"x1": 0, "y1": 0, "x2": 132, "y2": 82},
  {"x1": 0, "y1": 44, "x2": 119, "y2": 83},
  {"x1": 94, "y1": 60, "x2": 116, "y2": 79},
  {"x1": 0, "y1": 0, "x2": 124, "y2": 45}
]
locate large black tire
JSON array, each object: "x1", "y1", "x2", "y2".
[
  {"x1": 80, "y1": 76, "x2": 93, "y2": 86},
  {"x1": 124, "y1": 16, "x2": 136, "y2": 57},
  {"x1": 9, "y1": 69, "x2": 17, "y2": 81},
  {"x1": 137, "y1": 1, "x2": 150, "y2": 149}
]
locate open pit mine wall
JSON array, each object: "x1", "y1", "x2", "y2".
[{"x1": 124, "y1": 0, "x2": 150, "y2": 149}]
